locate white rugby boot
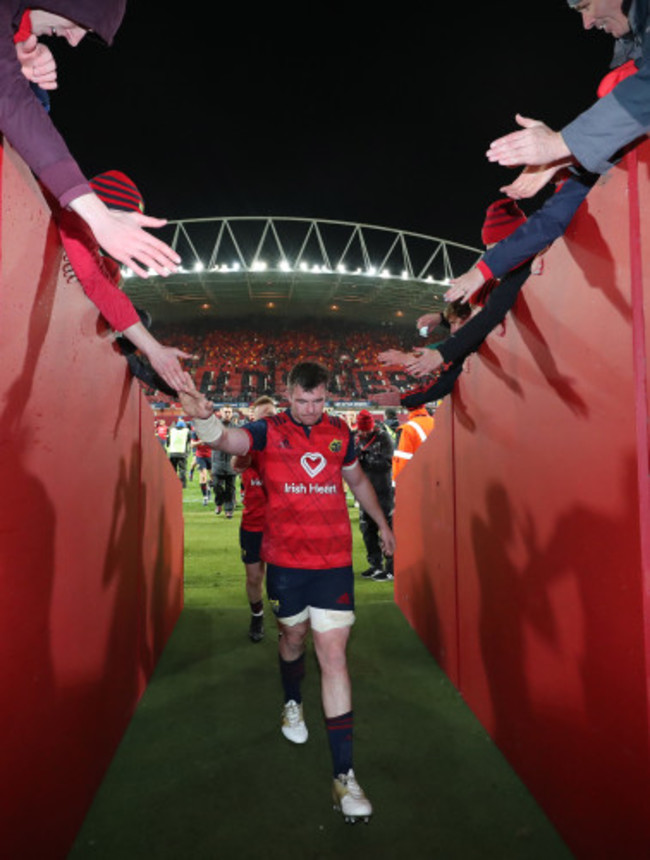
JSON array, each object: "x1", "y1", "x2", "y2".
[
  {"x1": 281, "y1": 699, "x2": 308, "y2": 744},
  {"x1": 332, "y1": 769, "x2": 373, "y2": 823}
]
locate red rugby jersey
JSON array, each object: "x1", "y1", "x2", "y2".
[
  {"x1": 251, "y1": 413, "x2": 354, "y2": 569},
  {"x1": 241, "y1": 453, "x2": 266, "y2": 532},
  {"x1": 195, "y1": 442, "x2": 212, "y2": 459}
]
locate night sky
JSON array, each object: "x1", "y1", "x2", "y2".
[{"x1": 49, "y1": 1, "x2": 614, "y2": 250}]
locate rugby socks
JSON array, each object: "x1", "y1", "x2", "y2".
[
  {"x1": 326, "y1": 711, "x2": 354, "y2": 776},
  {"x1": 250, "y1": 600, "x2": 264, "y2": 616},
  {"x1": 279, "y1": 653, "x2": 305, "y2": 704},
  {"x1": 200, "y1": 482, "x2": 208, "y2": 498}
]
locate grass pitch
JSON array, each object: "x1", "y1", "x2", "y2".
[{"x1": 70, "y1": 476, "x2": 571, "y2": 860}]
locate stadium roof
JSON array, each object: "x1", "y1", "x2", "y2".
[{"x1": 123, "y1": 217, "x2": 482, "y2": 327}]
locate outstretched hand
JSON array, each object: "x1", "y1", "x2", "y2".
[
  {"x1": 415, "y1": 312, "x2": 441, "y2": 331},
  {"x1": 146, "y1": 344, "x2": 194, "y2": 392},
  {"x1": 500, "y1": 163, "x2": 566, "y2": 200},
  {"x1": 16, "y1": 35, "x2": 58, "y2": 90},
  {"x1": 404, "y1": 348, "x2": 443, "y2": 378},
  {"x1": 486, "y1": 114, "x2": 570, "y2": 168},
  {"x1": 69, "y1": 194, "x2": 181, "y2": 279},
  {"x1": 445, "y1": 267, "x2": 486, "y2": 304},
  {"x1": 372, "y1": 389, "x2": 401, "y2": 407},
  {"x1": 177, "y1": 372, "x2": 214, "y2": 418},
  {"x1": 378, "y1": 349, "x2": 410, "y2": 367}
]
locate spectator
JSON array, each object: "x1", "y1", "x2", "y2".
[
  {"x1": 167, "y1": 418, "x2": 190, "y2": 487},
  {"x1": 354, "y1": 410, "x2": 395, "y2": 581},
  {"x1": 486, "y1": 0, "x2": 649, "y2": 189},
  {"x1": 212, "y1": 406, "x2": 237, "y2": 518},
  {"x1": 2, "y1": 3, "x2": 180, "y2": 278},
  {"x1": 58, "y1": 169, "x2": 191, "y2": 393},
  {"x1": 392, "y1": 405, "x2": 435, "y2": 482}
]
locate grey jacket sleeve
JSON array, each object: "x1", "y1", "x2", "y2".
[{"x1": 562, "y1": 18, "x2": 650, "y2": 173}]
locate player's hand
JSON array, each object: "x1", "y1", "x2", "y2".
[
  {"x1": 145, "y1": 344, "x2": 194, "y2": 392},
  {"x1": 445, "y1": 268, "x2": 486, "y2": 304},
  {"x1": 404, "y1": 348, "x2": 443, "y2": 378},
  {"x1": 177, "y1": 372, "x2": 213, "y2": 418},
  {"x1": 16, "y1": 35, "x2": 58, "y2": 90},
  {"x1": 378, "y1": 349, "x2": 409, "y2": 367},
  {"x1": 379, "y1": 525, "x2": 396, "y2": 557},
  {"x1": 231, "y1": 454, "x2": 252, "y2": 473},
  {"x1": 486, "y1": 114, "x2": 570, "y2": 168}
]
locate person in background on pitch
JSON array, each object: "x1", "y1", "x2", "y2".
[
  {"x1": 231, "y1": 395, "x2": 277, "y2": 642},
  {"x1": 392, "y1": 404, "x2": 435, "y2": 482},
  {"x1": 212, "y1": 405, "x2": 238, "y2": 518},
  {"x1": 178, "y1": 361, "x2": 395, "y2": 823},
  {"x1": 354, "y1": 409, "x2": 395, "y2": 581}
]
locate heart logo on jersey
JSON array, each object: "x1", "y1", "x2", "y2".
[{"x1": 300, "y1": 452, "x2": 326, "y2": 478}]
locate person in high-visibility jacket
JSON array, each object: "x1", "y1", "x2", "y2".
[{"x1": 392, "y1": 405, "x2": 434, "y2": 482}]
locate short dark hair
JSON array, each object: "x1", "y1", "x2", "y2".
[
  {"x1": 287, "y1": 361, "x2": 330, "y2": 392},
  {"x1": 444, "y1": 299, "x2": 472, "y2": 323}
]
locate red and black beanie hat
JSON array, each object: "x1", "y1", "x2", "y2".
[
  {"x1": 481, "y1": 198, "x2": 526, "y2": 246},
  {"x1": 90, "y1": 170, "x2": 144, "y2": 213}
]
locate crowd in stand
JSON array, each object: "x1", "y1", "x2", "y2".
[{"x1": 146, "y1": 321, "x2": 421, "y2": 404}]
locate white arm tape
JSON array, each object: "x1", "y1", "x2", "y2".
[{"x1": 193, "y1": 414, "x2": 224, "y2": 445}]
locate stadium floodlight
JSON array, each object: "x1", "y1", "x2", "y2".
[
  {"x1": 194, "y1": 262, "x2": 204, "y2": 272},
  {"x1": 251, "y1": 261, "x2": 267, "y2": 271},
  {"x1": 232, "y1": 262, "x2": 241, "y2": 271},
  {"x1": 401, "y1": 270, "x2": 408, "y2": 280},
  {"x1": 380, "y1": 268, "x2": 391, "y2": 279},
  {"x1": 337, "y1": 264, "x2": 347, "y2": 273},
  {"x1": 366, "y1": 266, "x2": 377, "y2": 276},
  {"x1": 280, "y1": 260, "x2": 291, "y2": 272},
  {"x1": 121, "y1": 267, "x2": 133, "y2": 278},
  {"x1": 299, "y1": 262, "x2": 309, "y2": 271}
]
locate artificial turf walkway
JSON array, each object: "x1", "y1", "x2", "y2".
[{"x1": 70, "y1": 481, "x2": 572, "y2": 860}]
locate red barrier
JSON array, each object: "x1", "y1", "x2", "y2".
[
  {"x1": 395, "y1": 142, "x2": 650, "y2": 859},
  {"x1": 0, "y1": 144, "x2": 184, "y2": 859}
]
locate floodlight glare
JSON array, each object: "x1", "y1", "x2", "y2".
[
  {"x1": 194, "y1": 262, "x2": 204, "y2": 272},
  {"x1": 280, "y1": 260, "x2": 291, "y2": 271}
]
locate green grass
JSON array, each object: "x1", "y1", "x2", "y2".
[{"x1": 69, "y1": 478, "x2": 572, "y2": 860}]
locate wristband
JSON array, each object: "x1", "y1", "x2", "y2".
[{"x1": 194, "y1": 414, "x2": 224, "y2": 445}]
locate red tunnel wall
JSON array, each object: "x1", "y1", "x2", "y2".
[
  {"x1": 0, "y1": 145, "x2": 184, "y2": 859},
  {"x1": 395, "y1": 144, "x2": 650, "y2": 859}
]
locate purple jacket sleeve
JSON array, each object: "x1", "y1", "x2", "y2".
[{"x1": 0, "y1": 7, "x2": 90, "y2": 205}]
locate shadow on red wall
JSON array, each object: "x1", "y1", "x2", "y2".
[
  {"x1": 0, "y1": 146, "x2": 184, "y2": 858},
  {"x1": 394, "y1": 145, "x2": 650, "y2": 858}
]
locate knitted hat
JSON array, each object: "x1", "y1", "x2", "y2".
[
  {"x1": 481, "y1": 198, "x2": 527, "y2": 245},
  {"x1": 90, "y1": 170, "x2": 144, "y2": 213},
  {"x1": 356, "y1": 409, "x2": 375, "y2": 432}
]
